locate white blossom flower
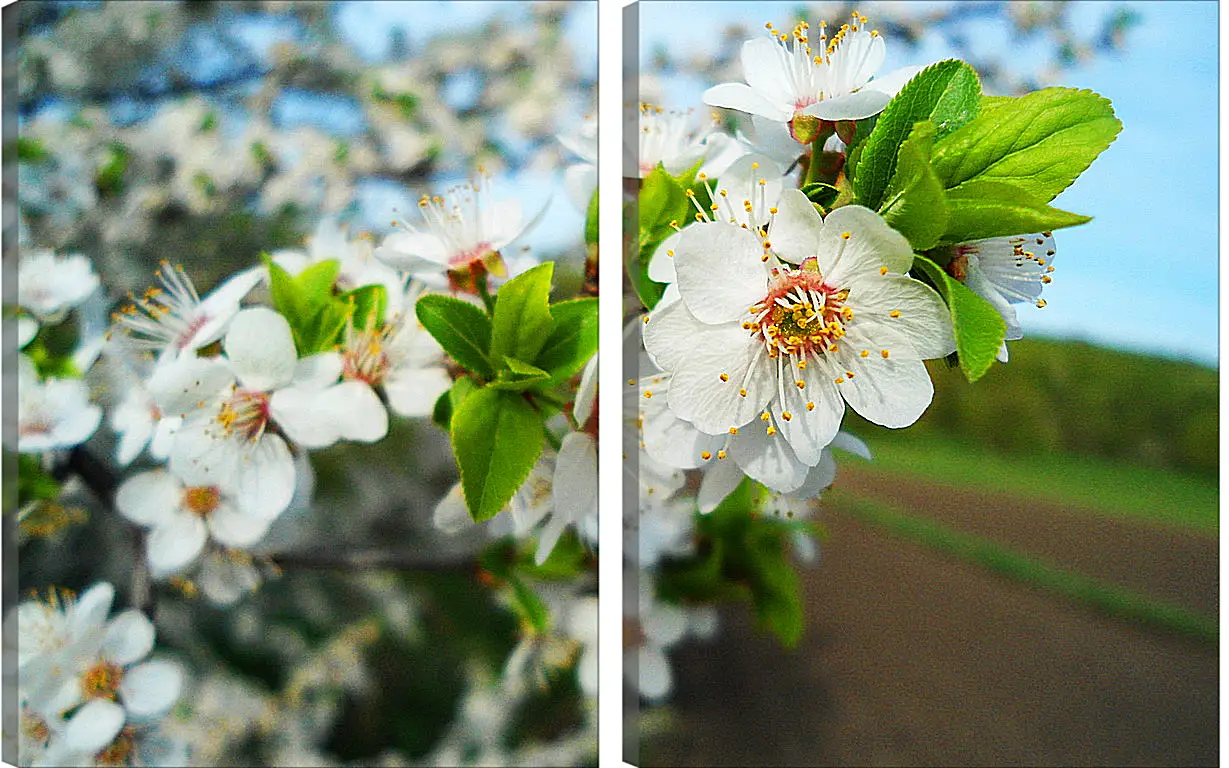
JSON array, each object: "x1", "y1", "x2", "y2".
[
  {"x1": 703, "y1": 13, "x2": 921, "y2": 131},
  {"x1": 631, "y1": 104, "x2": 744, "y2": 179},
  {"x1": 149, "y1": 307, "x2": 384, "y2": 519},
  {"x1": 108, "y1": 261, "x2": 264, "y2": 365},
  {"x1": 16, "y1": 355, "x2": 102, "y2": 454},
  {"x1": 116, "y1": 469, "x2": 273, "y2": 577},
  {"x1": 374, "y1": 174, "x2": 534, "y2": 289},
  {"x1": 337, "y1": 284, "x2": 451, "y2": 421},
  {"x1": 37, "y1": 721, "x2": 190, "y2": 768},
  {"x1": 16, "y1": 583, "x2": 184, "y2": 762},
  {"x1": 195, "y1": 550, "x2": 263, "y2": 607},
  {"x1": 558, "y1": 115, "x2": 597, "y2": 210},
  {"x1": 625, "y1": 577, "x2": 689, "y2": 703},
  {"x1": 949, "y1": 232, "x2": 1057, "y2": 362},
  {"x1": 18, "y1": 248, "x2": 100, "y2": 321},
  {"x1": 642, "y1": 191, "x2": 953, "y2": 491}
]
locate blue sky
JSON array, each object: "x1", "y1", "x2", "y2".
[{"x1": 636, "y1": 1, "x2": 1219, "y2": 365}]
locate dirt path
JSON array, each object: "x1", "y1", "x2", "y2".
[
  {"x1": 642, "y1": 494, "x2": 1219, "y2": 767},
  {"x1": 837, "y1": 465, "x2": 1219, "y2": 617}
]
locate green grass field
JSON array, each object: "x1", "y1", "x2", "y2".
[
  {"x1": 846, "y1": 432, "x2": 1219, "y2": 535},
  {"x1": 828, "y1": 489, "x2": 1219, "y2": 645}
]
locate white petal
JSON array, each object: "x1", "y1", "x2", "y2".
[
  {"x1": 535, "y1": 514, "x2": 571, "y2": 566},
  {"x1": 433, "y1": 484, "x2": 474, "y2": 535},
  {"x1": 118, "y1": 659, "x2": 183, "y2": 719},
  {"x1": 789, "y1": 449, "x2": 837, "y2": 500},
  {"x1": 807, "y1": 90, "x2": 893, "y2": 122},
  {"x1": 819, "y1": 205, "x2": 916, "y2": 282},
  {"x1": 63, "y1": 699, "x2": 124, "y2": 754},
  {"x1": 864, "y1": 65, "x2": 925, "y2": 97},
  {"x1": 146, "y1": 511, "x2": 207, "y2": 577},
  {"x1": 769, "y1": 189, "x2": 826, "y2": 264},
  {"x1": 291, "y1": 352, "x2": 343, "y2": 390},
  {"x1": 666, "y1": 330, "x2": 773, "y2": 434},
  {"x1": 167, "y1": 413, "x2": 237, "y2": 489},
  {"x1": 385, "y1": 368, "x2": 451, "y2": 419},
  {"x1": 269, "y1": 387, "x2": 341, "y2": 449},
  {"x1": 101, "y1": 609, "x2": 154, "y2": 666},
  {"x1": 830, "y1": 430, "x2": 872, "y2": 461},
  {"x1": 68, "y1": 583, "x2": 115, "y2": 639},
  {"x1": 646, "y1": 230, "x2": 682, "y2": 285},
  {"x1": 642, "y1": 602, "x2": 688, "y2": 646},
  {"x1": 375, "y1": 231, "x2": 450, "y2": 273},
  {"x1": 641, "y1": 299, "x2": 702, "y2": 374},
  {"x1": 551, "y1": 433, "x2": 597, "y2": 534},
  {"x1": 771, "y1": 353, "x2": 844, "y2": 465},
  {"x1": 740, "y1": 37, "x2": 797, "y2": 109},
  {"x1": 697, "y1": 458, "x2": 745, "y2": 514},
  {"x1": 115, "y1": 470, "x2": 184, "y2": 528},
  {"x1": 146, "y1": 357, "x2": 233, "y2": 417},
  {"x1": 17, "y1": 316, "x2": 38, "y2": 348},
  {"x1": 198, "y1": 553, "x2": 259, "y2": 607},
  {"x1": 640, "y1": 389, "x2": 724, "y2": 470},
  {"x1": 232, "y1": 435, "x2": 296, "y2": 519},
  {"x1": 572, "y1": 353, "x2": 599, "y2": 427},
  {"x1": 224, "y1": 308, "x2": 298, "y2": 392},
  {"x1": 635, "y1": 646, "x2": 673, "y2": 702},
  {"x1": 188, "y1": 267, "x2": 265, "y2": 351},
  {"x1": 207, "y1": 501, "x2": 272, "y2": 548},
  {"x1": 835, "y1": 327, "x2": 935, "y2": 428},
  {"x1": 729, "y1": 413, "x2": 810, "y2": 493},
  {"x1": 674, "y1": 223, "x2": 767, "y2": 324},
  {"x1": 326, "y1": 381, "x2": 389, "y2": 443},
  {"x1": 702, "y1": 83, "x2": 791, "y2": 123},
  {"x1": 848, "y1": 274, "x2": 955, "y2": 359}
]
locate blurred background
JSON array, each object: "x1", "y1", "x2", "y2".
[
  {"x1": 11, "y1": 2, "x2": 598, "y2": 765},
  {"x1": 634, "y1": 2, "x2": 1218, "y2": 765}
]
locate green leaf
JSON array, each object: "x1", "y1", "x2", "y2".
[
  {"x1": 878, "y1": 121, "x2": 950, "y2": 251},
  {"x1": 297, "y1": 260, "x2": 342, "y2": 305},
  {"x1": 940, "y1": 179, "x2": 1091, "y2": 244},
  {"x1": 18, "y1": 454, "x2": 62, "y2": 505},
  {"x1": 854, "y1": 59, "x2": 981, "y2": 210},
  {"x1": 488, "y1": 357, "x2": 551, "y2": 393},
  {"x1": 911, "y1": 254, "x2": 1006, "y2": 382},
  {"x1": 584, "y1": 187, "x2": 599, "y2": 246},
  {"x1": 508, "y1": 575, "x2": 550, "y2": 633},
  {"x1": 801, "y1": 181, "x2": 840, "y2": 211},
  {"x1": 490, "y1": 262, "x2": 555, "y2": 368},
  {"x1": 521, "y1": 531, "x2": 587, "y2": 579},
  {"x1": 15, "y1": 137, "x2": 50, "y2": 163},
  {"x1": 635, "y1": 167, "x2": 691, "y2": 311},
  {"x1": 534, "y1": 298, "x2": 598, "y2": 380},
  {"x1": 261, "y1": 256, "x2": 348, "y2": 354},
  {"x1": 744, "y1": 527, "x2": 804, "y2": 647},
  {"x1": 416, "y1": 294, "x2": 494, "y2": 379},
  {"x1": 432, "y1": 376, "x2": 478, "y2": 431},
  {"x1": 931, "y1": 87, "x2": 1122, "y2": 203},
  {"x1": 451, "y1": 388, "x2": 545, "y2": 522},
  {"x1": 339, "y1": 284, "x2": 387, "y2": 331}
]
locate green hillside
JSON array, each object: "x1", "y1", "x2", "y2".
[{"x1": 846, "y1": 337, "x2": 1219, "y2": 480}]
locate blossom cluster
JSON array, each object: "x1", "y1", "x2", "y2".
[{"x1": 625, "y1": 8, "x2": 1114, "y2": 702}]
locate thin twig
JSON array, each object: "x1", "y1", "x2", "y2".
[{"x1": 268, "y1": 549, "x2": 478, "y2": 574}]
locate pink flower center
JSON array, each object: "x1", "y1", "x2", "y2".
[
  {"x1": 744, "y1": 261, "x2": 851, "y2": 358},
  {"x1": 215, "y1": 390, "x2": 270, "y2": 442}
]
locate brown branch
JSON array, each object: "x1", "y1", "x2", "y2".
[{"x1": 268, "y1": 549, "x2": 478, "y2": 574}]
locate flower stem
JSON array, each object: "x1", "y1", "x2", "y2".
[
  {"x1": 802, "y1": 123, "x2": 836, "y2": 187},
  {"x1": 476, "y1": 273, "x2": 496, "y2": 314}
]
